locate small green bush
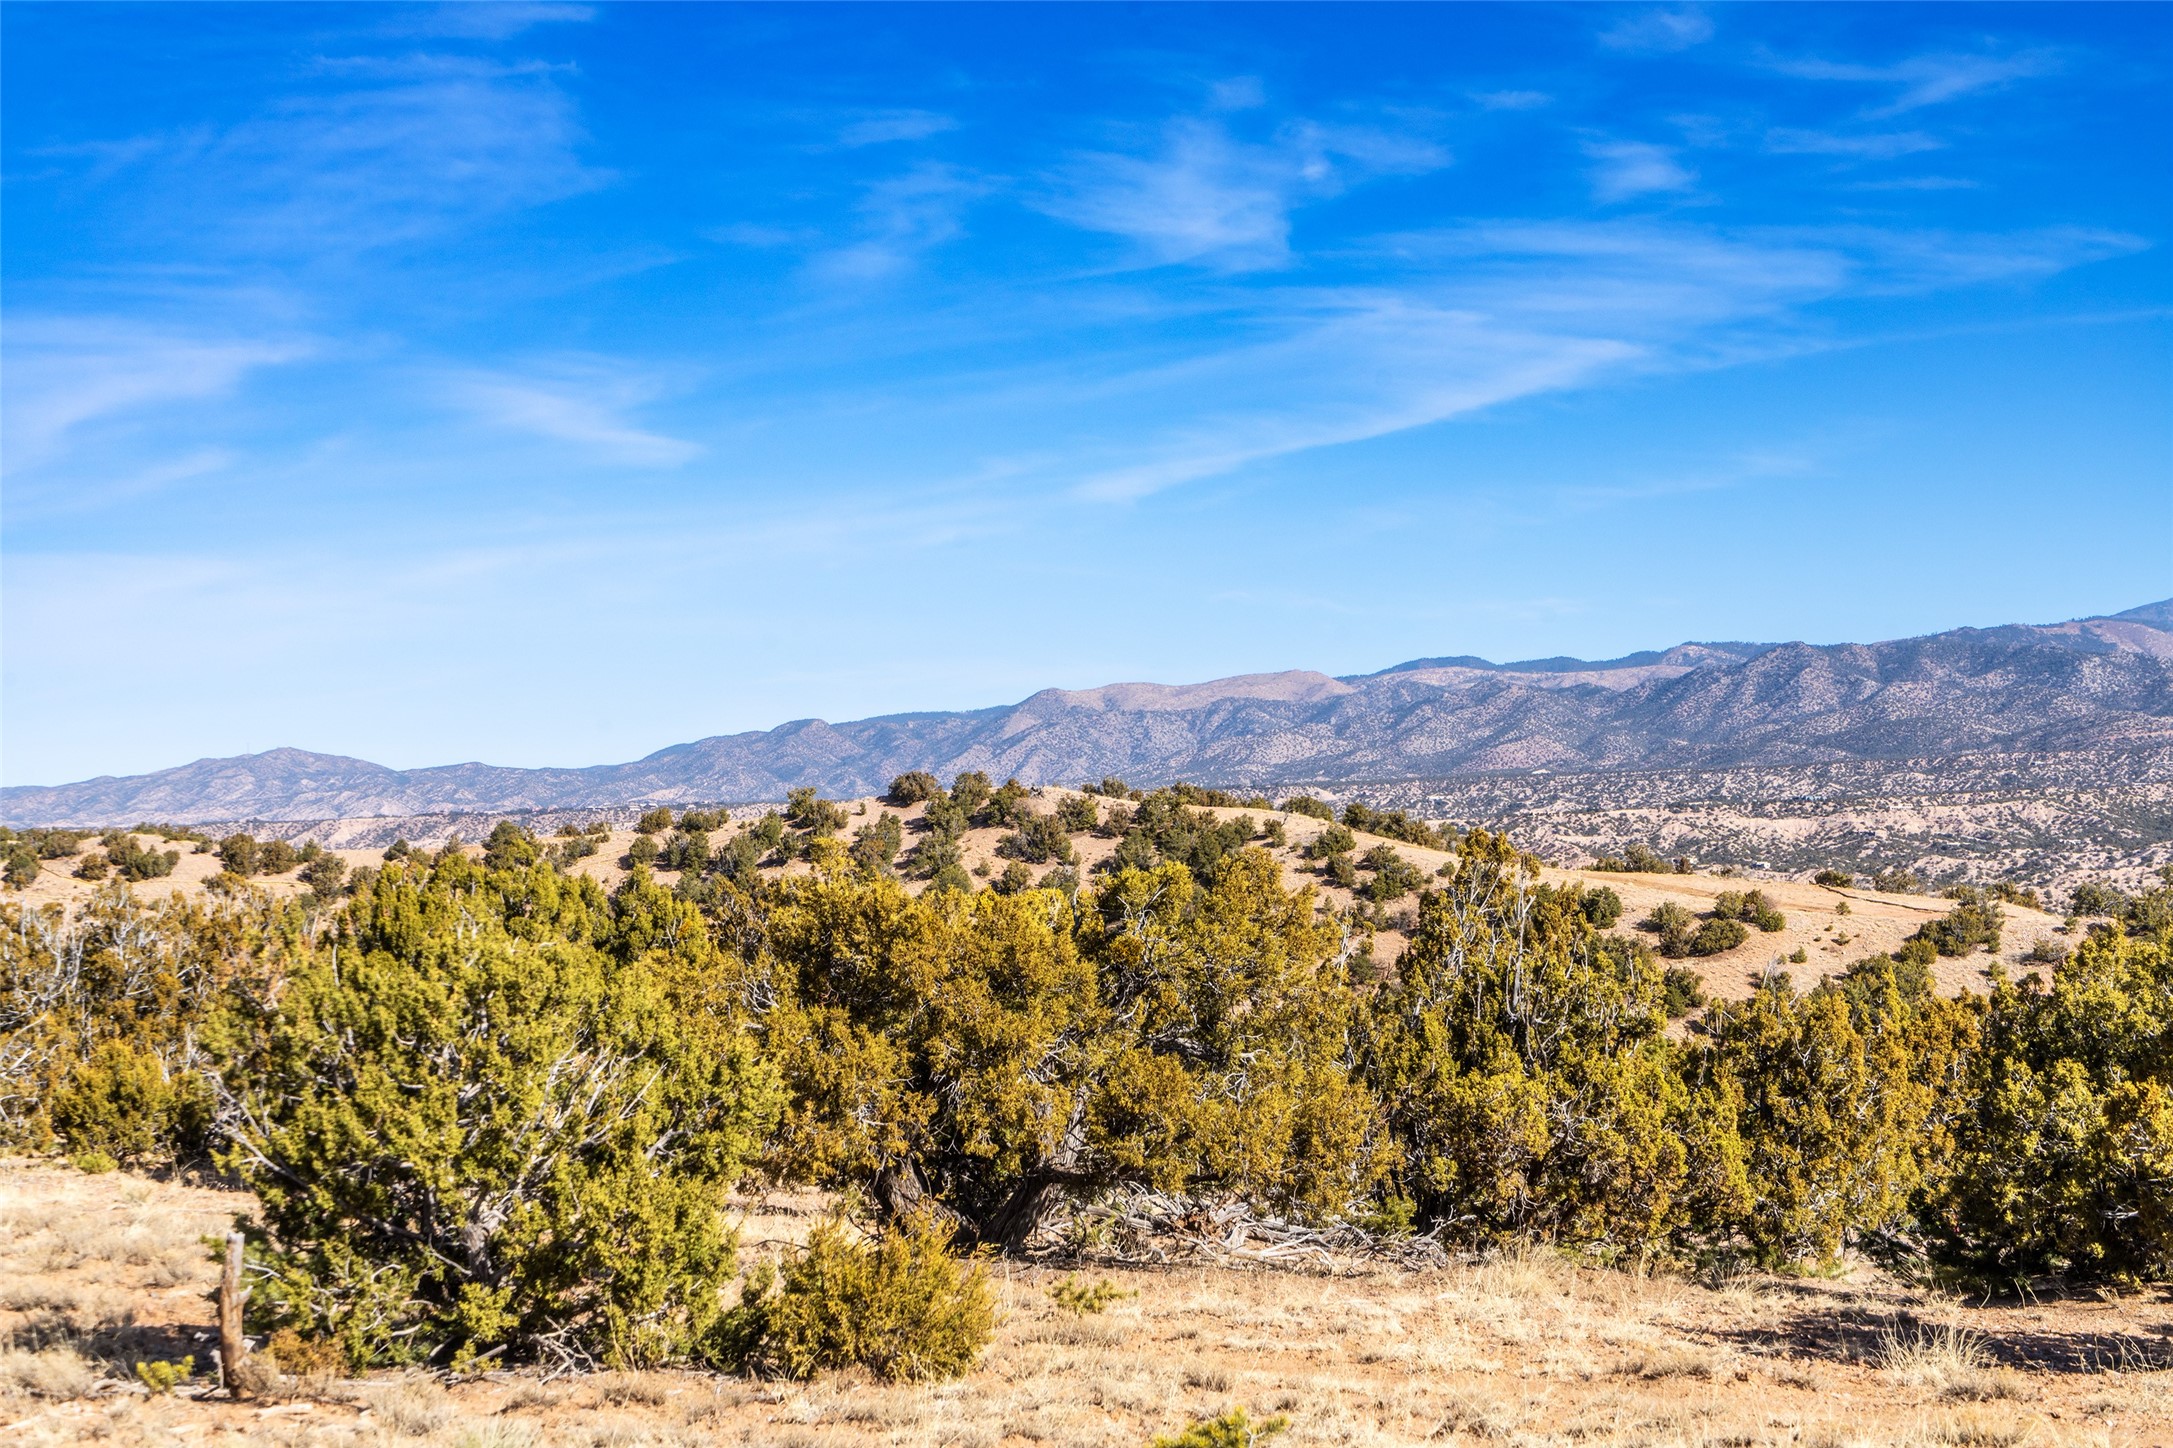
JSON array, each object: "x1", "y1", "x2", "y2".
[
  {"x1": 1577, "y1": 885, "x2": 1623, "y2": 929},
  {"x1": 1047, "y1": 1274, "x2": 1132, "y2": 1315},
  {"x1": 1304, "y1": 824, "x2": 1355, "y2": 860},
  {"x1": 50, "y1": 1038, "x2": 210, "y2": 1166},
  {"x1": 722, "y1": 1214, "x2": 993, "y2": 1382},
  {"x1": 71, "y1": 1149, "x2": 118, "y2": 1174},
  {"x1": 1688, "y1": 917, "x2": 1749, "y2": 956},
  {"x1": 134, "y1": 1356, "x2": 193, "y2": 1394},
  {"x1": 1642, "y1": 902, "x2": 1696, "y2": 957},
  {"x1": 885, "y1": 772, "x2": 944, "y2": 807},
  {"x1": 635, "y1": 807, "x2": 675, "y2": 834},
  {"x1": 1661, "y1": 966, "x2": 1707, "y2": 1018},
  {"x1": 1813, "y1": 869, "x2": 1854, "y2": 888},
  {"x1": 1151, "y1": 1407, "x2": 1290, "y2": 1448},
  {"x1": 1280, "y1": 796, "x2": 1334, "y2": 821}
]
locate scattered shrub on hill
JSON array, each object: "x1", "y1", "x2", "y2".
[
  {"x1": 2067, "y1": 869, "x2": 2173, "y2": 934},
  {"x1": 1873, "y1": 867, "x2": 1924, "y2": 895},
  {"x1": 903, "y1": 832, "x2": 964, "y2": 881},
  {"x1": 219, "y1": 834, "x2": 261, "y2": 875},
  {"x1": 997, "y1": 812, "x2": 1075, "y2": 866},
  {"x1": 635, "y1": 807, "x2": 675, "y2": 835},
  {"x1": 851, "y1": 813, "x2": 905, "y2": 875},
  {"x1": 1260, "y1": 818, "x2": 1286, "y2": 848},
  {"x1": 1990, "y1": 882, "x2": 2041, "y2": 910},
  {"x1": 256, "y1": 840, "x2": 300, "y2": 875},
  {"x1": 991, "y1": 861, "x2": 1036, "y2": 896},
  {"x1": 4, "y1": 848, "x2": 39, "y2": 889},
  {"x1": 1909, "y1": 892, "x2": 2004, "y2": 958},
  {"x1": 1323, "y1": 853, "x2": 1359, "y2": 890},
  {"x1": 1359, "y1": 845, "x2": 1424, "y2": 903},
  {"x1": 550, "y1": 836, "x2": 599, "y2": 867},
  {"x1": 299, "y1": 853, "x2": 348, "y2": 900},
  {"x1": 1585, "y1": 885, "x2": 1625, "y2": 929},
  {"x1": 786, "y1": 788, "x2": 850, "y2": 839},
  {"x1": 106, "y1": 837, "x2": 180, "y2": 882},
  {"x1": 626, "y1": 835, "x2": 660, "y2": 868},
  {"x1": 1591, "y1": 844, "x2": 1687, "y2": 875},
  {"x1": 680, "y1": 808, "x2": 727, "y2": 832},
  {"x1": 948, "y1": 772, "x2": 994, "y2": 817},
  {"x1": 885, "y1": 772, "x2": 943, "y2": 806},
  {"x1": 1281, "y1": 796, "x2": 1335, "y2": 822},
  {"x1": 1055, "y1": 793, "x2": 1100, "y2": 833},
  {"x1": 719, "y1": 1213, "x2": 992, "y2": 1382},
  {"x1": 1341, "y1": 803, "x2": 1446, "y2": 850},
  {"x1": 482, "y1": 821, "x2": 541, "y2": 872},
  {"x1": 1688, "y1": 917, "x2": 1749, "y2": 956},
  {"x1": 661, "y1": 829, "x2": 710, "y2": 875},
  {"x1": 74, "y1": 852, "x2": 112, "y2": 881},
  {"x1": 1813, "y1": 869, "x2": 1854, "y2": 888},
  {"x1": 984, "y1": 779, "x2": 1033, "y2": 828},
  {"x1": 1085, "y1": 776, "x2": 1138, "y2": 800},
  {"x1": 746, "y1": 812, "x2": 787, "y2": 857},
  {"x1": 1642, "y1": 902, "x2": 1697, "y2": 958},
  {"x1": 1304, "y1": 824, "x2": 1356, "y2": 860},
  {"x1": 1714, "y1": 890, "x2": 1785, "y2": 933},
  {"x1": 1167, "y1": 782, "x2": 1246, "y2": 808},
  {"x1": 1103, "y1": 791, "x2": 1258, "y2": 885}
]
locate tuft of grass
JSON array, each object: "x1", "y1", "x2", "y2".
[
  {"x1": 0, "y1": 1345, "x2": 101, "y2": 1400},
  {"x1": 1877, "y1": 1323, "x2": 2020, "y2": 1401},
  {"x1": 362, "y1": 1378, "x2": 454, "y2": 1436}
]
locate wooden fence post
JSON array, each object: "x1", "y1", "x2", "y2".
[{"x1": 219, "y1": 1231, "x2": 250, "y2": 1399}]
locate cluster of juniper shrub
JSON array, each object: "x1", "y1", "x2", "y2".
[{"x1": 4, "y1": 794, "x2": 2170, "y2": 1384}]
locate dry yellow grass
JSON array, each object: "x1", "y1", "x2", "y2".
[{"x1": 2, "y1": 1160, "x2": 2169, "y2": 1448}]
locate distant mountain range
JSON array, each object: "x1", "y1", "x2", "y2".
[{"x1": 8, "y1": 601, "x2": 2172, "y2": 827}]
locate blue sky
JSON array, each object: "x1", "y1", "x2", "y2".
[{"x1": 4, "y1": 2, "x2": 2169, "y2": 785}]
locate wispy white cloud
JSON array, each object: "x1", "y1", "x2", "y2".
[
  {"x1": 837, "y1": 109, "x2": 958, "y2": 147},
  {"x1": 1071, "y1": 299, "x2": 1636, "y2": 500},
  {"x1": 1765, "y1": 128, "x2": 1945, "y2": 160},
  {"x1": 1, "y1": 318, "x2": 309, "y2": 474},
  {"x1": 808, "y1": 163, "x2": 988, "y2": 282},
  {"x1": 1207, "y1": 77, "x2": 1267, "y2": 111},
  {"x1": 1472, "y1": 89, "x2": 1552, "y2": 111},
  {"x1": 59, "y1": 55, "x2": 606, "y2": 255},
  {"x1": 1041, "y1": 115, "x2": 1447, "y2": 270},
  {"x1": 1585, "y1": 140, "x2": 1695, "y2": 203},
  {"x1": 1038, "y1": 215, "x2": 2140, "y2": 503},
  {"x1": 394, "y1": 4, "x2": 595, "y2": 40},
  {"x1": 1767, "y1": 49, "x2": 2060, "y2": 116},
  {"x1": 448, "y1": 362, "x2": 700, "y2": 466},
  {"x1": 1600, "y1": 8, "x2": 1714, "y2": 55}
]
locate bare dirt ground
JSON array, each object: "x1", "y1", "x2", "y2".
[
  {"x1": 9, "y1": 792, "x2": 2069, "y2": 1003},
  {"x1": 3, "y1": 1160, "x2": 2170, "y2": 1448}
]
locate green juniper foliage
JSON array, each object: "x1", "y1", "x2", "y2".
[{"x1": 212, "y1": 856, "x2": 780, "y2": 1369}]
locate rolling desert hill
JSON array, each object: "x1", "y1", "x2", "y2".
[{"x1": 5, "y1": 600, "x2": 2170, "y2": 827}]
